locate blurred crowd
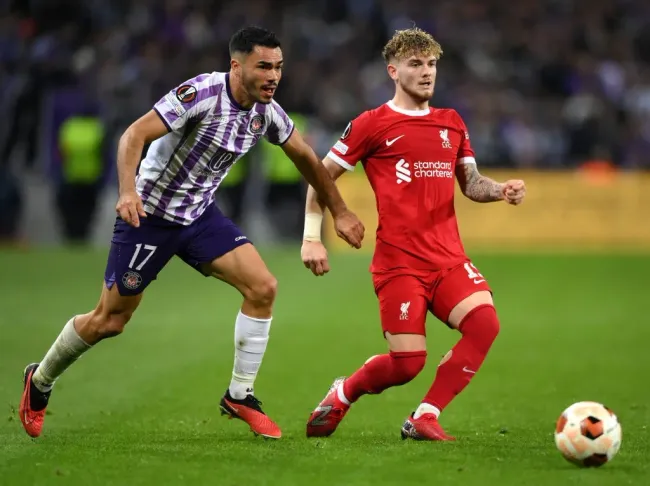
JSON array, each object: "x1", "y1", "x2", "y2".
[
  {"x1": 2, "y1": 0, "x2": 650, "y2": 170},
  {"x1": 1, "y1": 0, "x2": 650, "y2": 243}
]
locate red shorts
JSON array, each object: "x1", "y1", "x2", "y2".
[{"x1": 372, "y1": 261, "x2": 492, "y2": 336}]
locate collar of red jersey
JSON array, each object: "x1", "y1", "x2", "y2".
[{"x1": 386, "y1": 100, "x2": 430, "y2": 117}]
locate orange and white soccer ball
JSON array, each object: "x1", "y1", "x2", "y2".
[{"x1": 555, "y1": 401, "x2": 622, "y2": 467}]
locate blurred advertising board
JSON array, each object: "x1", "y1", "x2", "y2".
[{"x1": 324, "y1": 170, "x2": 650, "y2": 252}]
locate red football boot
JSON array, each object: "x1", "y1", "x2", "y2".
[
  {"x1": 401, "y1": 412, "x2": 456, "y2": 441},
  {"x1": 306, "y1": 377, "x2": 350, "y2": 438},
  {"x1": 220, "y1": 390, "x2": 282, "y2": 439},
  {"x1": 19, "y1": 363, "x2": 51, "y2": 438}
]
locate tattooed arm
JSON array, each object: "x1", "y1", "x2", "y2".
[
  {"x1": 456, "y1": 163, "x2": 527, "y2": 205},
  {"x1": 455, "y1": 162, "x2": 505, "y2": 203}
]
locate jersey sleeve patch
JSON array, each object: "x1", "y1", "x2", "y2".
[
  {"x1": 333, "y1": 140, "x2": 349, "y2": 154},
  {"x1": 164, "y1": 92, "x2": 186, "y2": 117},
  {"x1": 176, "y1": 85, "x2": 198, "y2": 103}
]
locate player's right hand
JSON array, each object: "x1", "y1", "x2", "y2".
[
  {"x1": 301, "y1": 241, "x2": 330, "y2": 276},
  {"x1": 333, "y1": 210, "x2": 365, "y2": 249},
  {"x1": 116, "y1": 190, "x2": 147, "y2": 228}
]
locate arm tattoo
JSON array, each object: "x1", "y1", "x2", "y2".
[{"x1": 456, "y1": 163, "x2": 504, "y2": 203}]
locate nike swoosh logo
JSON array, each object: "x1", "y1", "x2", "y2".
[
  {"x1": 386, "y1": 135, "x2": 404, "y2": 146},
  {"x1": 473, "y1": 279, "x2": 485, "y2": 284},
  {"x1": 224, "y1": 401, "x2": 240, "y2": 414},
  {"x1": 463, "y1": 366, "x2": 476, "y2": 374}
]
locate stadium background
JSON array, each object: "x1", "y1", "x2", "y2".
[{"x1": 0, "y1": 1, "x2": 648, "y2": 485}]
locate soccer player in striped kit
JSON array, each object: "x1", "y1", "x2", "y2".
[{"x1": 19, "y1": 26, "x2": 364, "y2": 440}]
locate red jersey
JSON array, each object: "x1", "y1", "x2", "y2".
[{"x1": 328, "y1": 101, "x2": 476, "y2": 273}]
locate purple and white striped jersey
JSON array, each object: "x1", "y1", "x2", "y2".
[{"x1": 136, "y1": 71, "x2": 294, "y2": 225}]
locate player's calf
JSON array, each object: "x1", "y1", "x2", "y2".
[
  {"x1": 74, "y1": 285, "x2": 142, "y2": 344},
  {"x1": 342, "y1": 350, "x2": 427, "y2": 403},
  {"x1": 75, "y1": 308, "x2": 134, "y2": 343},
  {"x1": 417, "y1": 303, "x2": 500, "y2": 422}
]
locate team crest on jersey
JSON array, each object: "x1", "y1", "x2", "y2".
[
  {"x1": 440, "y1": 129, "x2": 452, "y2": 149},
  {"x1": 249, "y1": 114, "x2": 265, "y2": 134},
  {"x1": 341, "y1": 122, "x2": 352, "y2": 140},
  {"x1": 176, "y1": 85, "x2": 197, "y2": 103},
  {"x1": 122, "y1": 270, "x2": 142, "y2": 290}
]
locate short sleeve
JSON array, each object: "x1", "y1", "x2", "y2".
[
  {"x1": 455, "y1": 113, "x2": 476, "y2": 165},
  {"x1": 153, "y1": 73, "x2": 220, "y2": 132},
  {"x1": 327, "y1": 111, "x2": 373, "y2": 171},
  {"x1": 265, "y1": 100, "x2": 295, "y2": 145}
]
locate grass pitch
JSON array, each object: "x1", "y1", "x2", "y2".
[{"x1": 0, "y1": 248, "x2": 648, "y2": 485}]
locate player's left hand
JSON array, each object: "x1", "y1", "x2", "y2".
[
  {"x1": 301, "y1": 240, "x2": 330, "y2": 276},
  {"x1": 502, "y1": 180, "x2": 526, "y2": 206},
  {"x1": 333, "y1": 209, "x2": 365, "y2": 249}
]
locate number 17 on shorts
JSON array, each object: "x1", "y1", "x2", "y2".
[{"x1": 104, "y1": 219, "x2": 179, "y2": 296}]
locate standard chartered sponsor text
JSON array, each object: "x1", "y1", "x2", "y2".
[{"x1": 413, "y1": 161, "x2": 453, "y2": 178}]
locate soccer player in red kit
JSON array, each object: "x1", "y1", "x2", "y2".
[{"x1": 301, "y1": 28, "x2": 526, "y2": 441}]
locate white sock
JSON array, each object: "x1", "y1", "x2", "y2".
[
  {"x1": 32, "y1": 317, "x2": 92, "y2": 393},
  {"x1": 228, "y1": 311, "x2": 271, "y2": 400},
  {"x1": 414, "y1": 403, "x2": 441, "y2": 419}
]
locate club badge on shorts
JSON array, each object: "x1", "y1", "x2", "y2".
[{"x1": 122, "y1": 271, "x2": 143, "y2": 290}]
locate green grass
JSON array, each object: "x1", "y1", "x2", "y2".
[{"x1": 0, "y1": 248, "x2": 648, "y2": 485}]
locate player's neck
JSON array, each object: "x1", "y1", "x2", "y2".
[
  {"x1": 227, "y1": 72, "x2": 254, "y2": 110},
  {"x1": 391, "y1": 92, "x2": 429, "y2": 112}
]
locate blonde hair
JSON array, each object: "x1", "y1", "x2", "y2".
[{"x1": 382, "y1": 27, "x2": 443, "y2": 63}]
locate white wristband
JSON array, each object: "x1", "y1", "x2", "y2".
[{"x1": 303, "y1": 213, "x2": 323, "y2": 242}]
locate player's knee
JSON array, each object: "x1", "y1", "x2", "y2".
[
  {"x1": 485, "y1": 310, "x2": 500, "y2": 340},
  {"x1": 460, "y1": 304, "x2": 500, "y2": 351},
  {"x1": 86, "y1": 309, "x2": 133, "y2": 340},
  {"x1": 245, "y1": 274, "x2": 278, "y2": 308},
  {"x1": 104, "y1": 311, "x2": 133, "y2": 337},
  {"x1": 389, "y1": 351, "x2": 427, "y2": 385}
]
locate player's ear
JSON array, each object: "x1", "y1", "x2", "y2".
[
  {"x1": 230, "y1": 55, "x2": 243, "y2": 74},
  {"x1": 387, "y1": 63, "x2": 398, "y2": 81}
]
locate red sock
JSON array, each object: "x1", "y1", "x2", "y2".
[
  {"x1": 343, "y1": 350, "x2": 427, "y2": 403},
  {"x1": 423, "y1": 304, "x2": 500, "y2": 412}
]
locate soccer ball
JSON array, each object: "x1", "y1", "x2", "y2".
[{"x1": 554, "y1": 401, "x2": 622, "y2": 467}]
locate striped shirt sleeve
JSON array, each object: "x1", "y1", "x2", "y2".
[
  {"x1": 153, "y1": 73, "x2": 220, "y2": 132},
  {"x1": 265, "y1": 100, "x2": 295, "y2": 145}
]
